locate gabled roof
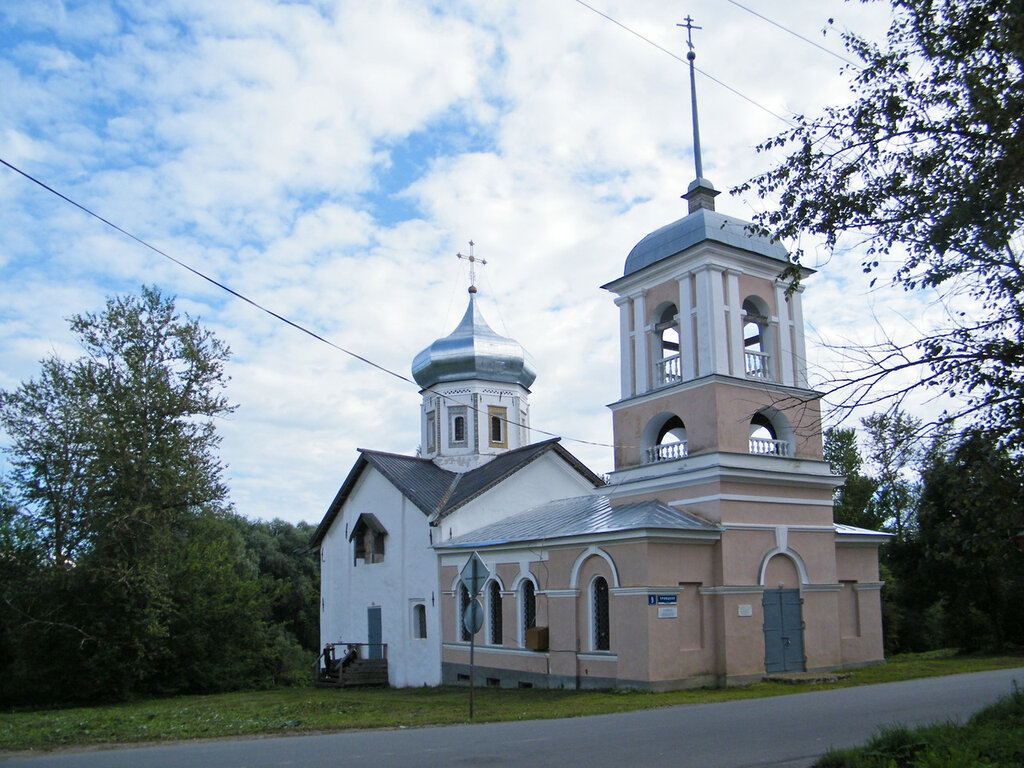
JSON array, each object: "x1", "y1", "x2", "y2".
[
  {"x1": 437, "y1": 495, "x2": 720, "y2": 549},
  {"x1": 310, "y1": 439, "x2": 604, "y2": 549}
]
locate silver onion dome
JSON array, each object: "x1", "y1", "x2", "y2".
[{"x1": 411, "y1": 293, "x2": 537, "y2": 390}]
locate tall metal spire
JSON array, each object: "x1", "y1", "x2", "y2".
[
  {"x1": 679, "y1": 15, "x2": 704, "y2": 181},
  {"x1": 677, "y1": 16, "x2": 719, "y2": 214}
]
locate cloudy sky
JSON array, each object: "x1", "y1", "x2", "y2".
[{"x1": 2, "y1": 0, "x2": 941, "y2": 526}]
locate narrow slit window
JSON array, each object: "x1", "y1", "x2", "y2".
[
  {"x1": 489, "y1": 581, "x2": 503, "y2": 645},
  {"x1": 521, "y1": 579, "x2": 536, "y2": 645},
  {"x1": 413, "y1": 604, "x2": 427, "y2": 639},
  {"x1": 593, "y1": 577, "x2": 610, "y2": 651}
]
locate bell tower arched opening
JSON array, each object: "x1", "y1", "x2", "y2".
[
  {"x1": 749, "y1": 408, "x2": 793, "y2": 457},
  {"x1": 652, "y1": 303, "x2": 681, "y2": 388},
  {"x1": 642, "y1": 412, "x2": 688, "y2": 464},
  {"x1": 742, "y1": 296, "x2": 773, "y2": 380}
]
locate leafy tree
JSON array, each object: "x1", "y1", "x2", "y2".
[
  {"x1": 0, "y1": 287, "x2": 310, "y2": 704},
  {"x1": 824, "y1": 426, "x2": 882, "y2": 529},
  {"x1": 235, "y1": 517, "x2": 320, "y2": 651},
  {"x1": 739, "y1": 0, "x2": 1024, "y2": 445},
  {"x1": 0, "y1": 359, "x2": 96, "y2": 564},
  {"x1": 915, "y1": 430, "x2": 1024, "y2": 651},
  {"x1": 861, "y1": 410, "x2": 922, "y2": 540}
]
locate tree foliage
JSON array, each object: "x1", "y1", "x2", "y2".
[
  {"x1": 0, "y1": 288, "x2": 315, "y2": 705},
  {"x1": 860, "y1": 410, "x2": 923, "y2": 540},
  {"x1": 914, "y1": 431, "x2": 1024, "y2": 650},
  {"x1": 824, "y1": 426, "x2": 882, "y2": 529},
  {"x1": 739, "y1": 0, "x2": 1024, "y2": 444}
]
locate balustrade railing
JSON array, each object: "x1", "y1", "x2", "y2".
[
  {"x1": 655, "y1": 354, "x2": 682, "y2": 387},
  {"x1": 749, "y1": 437, "x2": 789, "y2": 457},
  {"x1": 644, "y1": 440, "x2": 688, "y2": 464},
  {"x1": 745, "y1": 350, "x2": 772, "y2": 380}
]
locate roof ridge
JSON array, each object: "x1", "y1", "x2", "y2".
[{"x1": 357, "y1": 447, "x2": 434, "y2": 463}]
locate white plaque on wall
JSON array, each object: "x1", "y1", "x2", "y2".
[
  {"x1": 658, "y1": 606, "x2": 678, "y2": 619},
  {"x1": 738, "y1": 604, "x2": 753, "y2": 617}
]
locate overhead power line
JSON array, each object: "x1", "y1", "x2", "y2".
[
  {"x1": 0, "y1": 156, "x2": 616, "y2": 451},
  {"x1": 572, "y1": 0, "x2": 795, "y2": 127},
  {"x1": 723, "y1": 0, "x2": 858, "y2": 68}
]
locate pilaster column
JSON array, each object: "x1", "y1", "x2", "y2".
[
  {"x1": 632, "y1": 292, "x2": 649, "y2": 393},
  {"x1": 774, "y1": 281, "x2": 795, "y2": 386},
  {"x1": 677, "y1": 275, "x2": 696, "y2": 381},
  {"x1": 615, "y1": 296, "x2": 634, "y2": 398},
  {"x1": 790, "y1": 287, "x2": 809, "y2": 387},
  {"x1": 726, "y1": 270, "x2": 744, "y2": 378},
  {"x1": 695, "y1": 266, "x2": 728, "y2": 376}
]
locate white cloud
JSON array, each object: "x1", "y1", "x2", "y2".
[{"x1": 0, "y1": 0, "x2": 938, "y2": 525}]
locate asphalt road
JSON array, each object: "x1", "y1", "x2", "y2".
[{"x1": 5, "y1": 667, "x2": 1023, "y2": 768}]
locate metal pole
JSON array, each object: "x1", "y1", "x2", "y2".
[{"x1": 469, "y1": 557, "x2": 477, "y2": 719}]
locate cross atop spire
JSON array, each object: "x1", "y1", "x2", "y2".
[
  {"x1": 677, "y1": 15, "x2": 719, "y2": 214},
  {"x1": 457, "y1": 240, "x2": 487, "y2": 294}
]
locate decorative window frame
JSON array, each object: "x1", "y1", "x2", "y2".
[
  {"x1": 517, "y1": 576, "x2": 538, "y2": 647},
  {"x1": 448, "y1": 406, "x2": 468, "y2": 448},
  {"x1": 425, "y1": 410, "x2": 437, "y2": 453},
  {"x1": 488, "y1": 405, "x2": 508, "y2": 449},
  {"x1": 486, "y1": 578, "x2": 504, "y2": 646}
]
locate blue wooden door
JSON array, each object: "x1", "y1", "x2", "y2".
[
  {"x1": 367, "y1": 606, "x2": 382, "y2": 659},
  {"x1": 763, "y1": 588, "x2": 805, "y2": 673}
]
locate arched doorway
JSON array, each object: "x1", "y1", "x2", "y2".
[{"x1": 762, "y1": 555, "x2": 805, "y2": 673}]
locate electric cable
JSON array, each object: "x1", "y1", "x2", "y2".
[
  {"x1": 0, "y1": 156, "x2": 616, "y2": 451},
  {"x1": 571, "y1": 0, "x2": 796, "y2": 128}
]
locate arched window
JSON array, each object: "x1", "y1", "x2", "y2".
[
  {"x1": 488, "y1": 580, "x2": 503, "y2": 645},
  {"x1": 459, "y1": 584, "x2": 471, "y2": 642},
  {"x1": 653, "y1": 303, "x2": 681, "y2": 387},
  {"x1": 742, "y1": 297, "x2": 773, "y2": 380},
  {"x1": 449, "y1": 406, "x2": 468, "y2": 447},
  {"x1": 642, "y1": 413, "x2": 688, "y2": 464},
  {"x1": 749, "y1": 410, "x2": 791, "y2": 457},
  {"x1": 520, "y1": 579, "x2": 536, "y2": 645},
  {"x1": 412, "y1": 603, "x2": 427, "y2": 639},
  {"x1": 592, "y1": 576, "x2": 610, "y2": 651}
]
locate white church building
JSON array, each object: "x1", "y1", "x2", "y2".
[
  {"x1": 312, "y1": 31, "x2": 887, "y2": 688},
  {"x1": 311, "y1": 179, "x2": 887, "y2": 689}
]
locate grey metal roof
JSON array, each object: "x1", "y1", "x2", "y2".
[
  {"x1": 362, "y1": 451, "x2": 456, "y2": 514},
  {"x1": 834, "y1": 523, "x2": 892, "y2": 538},
  {"x1": 622, "y1": 208, "x2": 791, "y2": 277},
  {"x1": 439, "y1": 495, "x2": 720, "y2": 549},
  {"x1": 411, "y1": 293, "x2": 537, "y2": 389},
  {"x1": 310, "y1": 439, "x2": 604, "y2": 548}
]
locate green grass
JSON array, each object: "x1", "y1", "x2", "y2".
[
  {"x1": 815, "y1": 683, "x2": 1024, "y2": 767},
  {"x1": 2, "y1": 649, "x2": 1021, "y2": 754}
]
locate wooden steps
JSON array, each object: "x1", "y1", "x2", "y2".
[{"x1": 315, "y1": 643, "x2": 389, "y2": 688}]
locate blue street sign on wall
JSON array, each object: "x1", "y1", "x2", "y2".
[{"x1": 648, "y1": 594, "x2": 678, "y2": 606}]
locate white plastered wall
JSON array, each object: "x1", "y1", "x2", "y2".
[{"x1": 319, "y1": 467, "x2": 441, "y2": 687}]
